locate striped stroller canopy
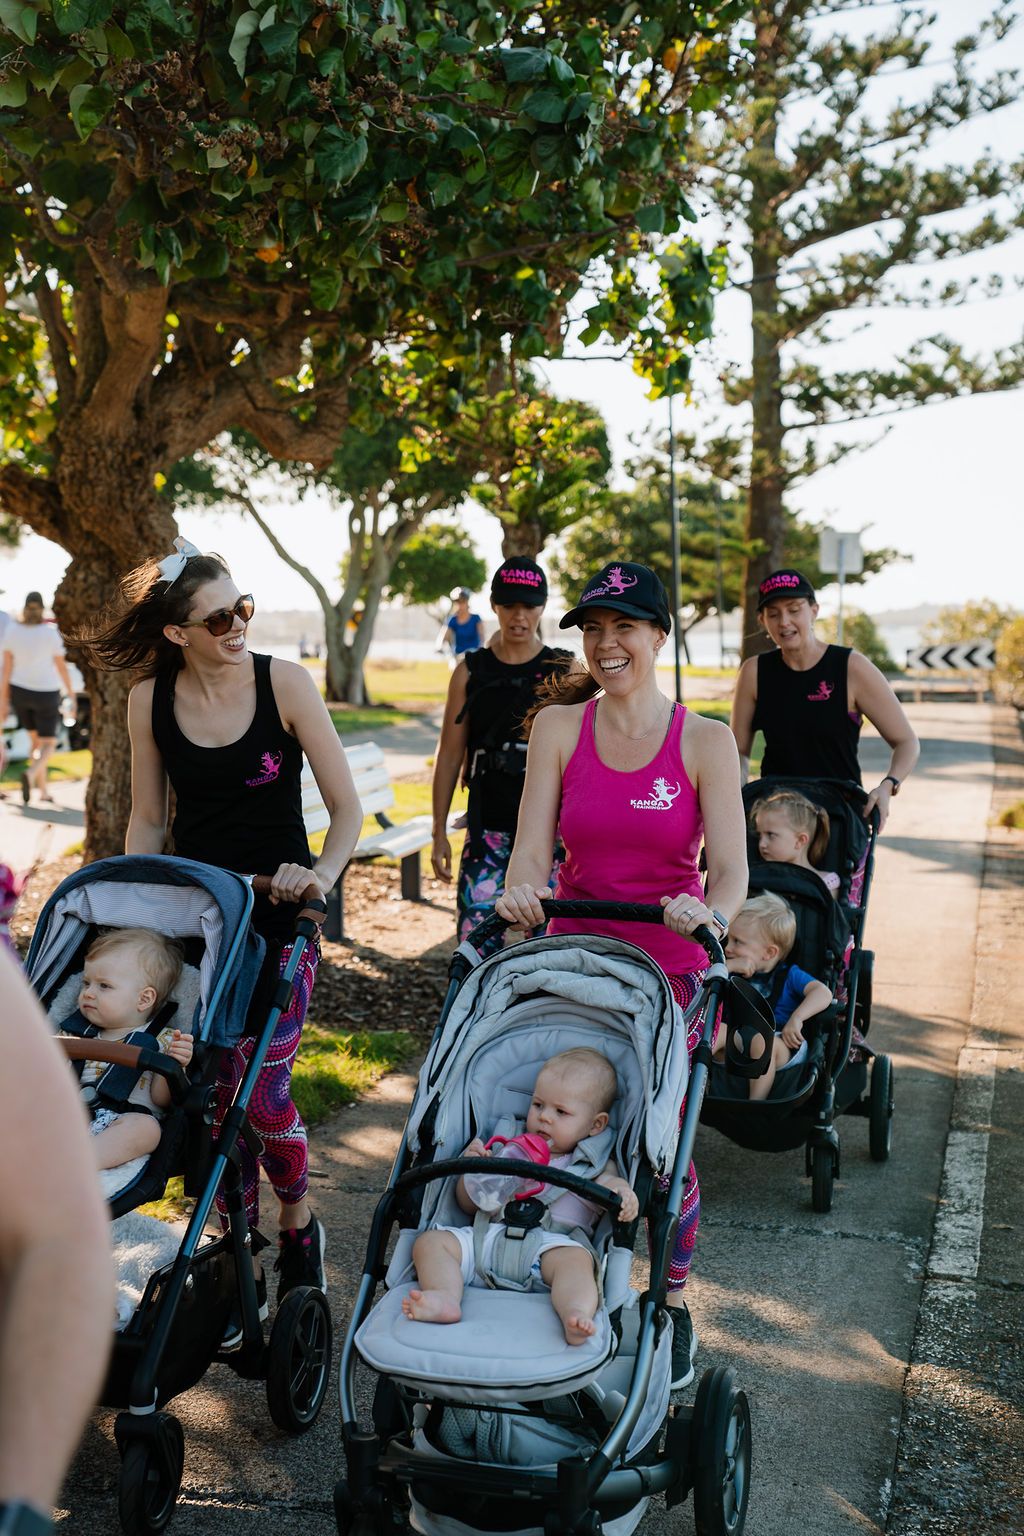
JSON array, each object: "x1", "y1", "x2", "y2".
[{"x1": 24, "y1": 854, "x2": 264, "y2": 1046}]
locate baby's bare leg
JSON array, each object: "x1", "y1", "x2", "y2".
[
  {"x1": 540, "y1": 1245, "x2": 599, "y2": 1346},
  {"x1": 749, "y1": 1036, "x2": 791, "y2": 1102},
  {"x1": 402, "y1": 1230, "x2": 466, "y2": 1324},
  {"x1": 91, "y1": 1114, "x2": 161, "y2": 1171}
]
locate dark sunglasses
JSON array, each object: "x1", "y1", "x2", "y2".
[{"x1": 181, "y1": 594, "x2": 255, "y2": 637}]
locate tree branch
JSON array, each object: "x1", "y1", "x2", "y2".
[
  {"x1": 224, "y1": 476, "x2": 336, "y2": 614},
  {"x1": 33, "y1": 275, "x2": 76, "y2": 405},
  {"x1": 0, "y1": 463, "x2": 66, "y2": 543},
  {"x1": 0, "y1": 131, "x2": 81, "y2": 250}
]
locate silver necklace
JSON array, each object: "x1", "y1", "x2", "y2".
[{"x1": 599, "y1": 699, "x2": 672, "y2": 742}]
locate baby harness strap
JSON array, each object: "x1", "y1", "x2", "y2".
[
  {"x1": 72, "y1": 1001, "x2": 179, "y2": 1119},
  {"x1": 472, "y1": 1122, "x2": 616, "y2": 1293}
]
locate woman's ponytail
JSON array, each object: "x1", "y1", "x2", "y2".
[
  {"x1": 72, "y1": 551, "x2": 230, "y2": 677},
  {"x1": 521, "y1": 662, "x2": 600, "y2": 738}
]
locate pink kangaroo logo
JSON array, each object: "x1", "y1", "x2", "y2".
[
  {"x1": 246, "y1": 750, "x2": 283, "y2": 787},
  {"x1": 584, "y1": 565, "x2": 639, "y2": 603},
  {"x1": 807, "y1": 680, "x2": 834, "y2": 702}
]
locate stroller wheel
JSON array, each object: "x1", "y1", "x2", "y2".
[
  {"x1": 117, "y1": 1413, "x2": 184, "y2": 1535},
  {"x1": 267, "y1": 1285, "x2": 333, "y2": 1433},
  {"x1": 869, "y1": 1054, "x2": 894, "y2": 1162},
  {"x1": 810, "y1": 1144, "x2": 835, "y2": 1213},
  {"x1": 690, "y1": 1366, "x2": 751, "y2": 1536}
]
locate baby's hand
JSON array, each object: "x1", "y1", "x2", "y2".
[
  {"x1": 726, "y1": 955, "x2": 755, "y2": 978},
  {"x1": 461, "y1": 1137, "x2": 488, "y2": 1160},
  {"x1": 165, "y1": 1029, "x2": 194, "y2": 1066},
  {"x1": 780, "y1": 1020, "x2": 805, "y2": 1051},
  {"x1": 600, "y1": 1175, "x2": 639, "y2": 1223}
]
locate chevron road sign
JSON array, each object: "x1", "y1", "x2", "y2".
[{"x1": 906, "y1": 643, "x2": 995, "y2": 670}]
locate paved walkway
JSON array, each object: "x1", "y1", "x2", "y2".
[{"x1": 51, "y1": 702, "x2": 1024, "y2": 1534}]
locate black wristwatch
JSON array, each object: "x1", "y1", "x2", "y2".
[
  {"x1": 0, "y1": 1503, "x2": 53, "y2": 1536},
  {"x1": 882, "y1": 775, "x2": 901, "y2": 795},
  {"x1": 709, "y1": 909, "x2": 729, "y2": 942}
]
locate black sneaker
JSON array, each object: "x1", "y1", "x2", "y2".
[
  {"x1": 275, "y1": 1216, "x2": 327, "y2": 1303},
  {"x1": 669, "y1": 1303, "x2": 699, "y2": 1390},
  {"x1": 222, "y1": 1269, "x2": 268, "y2": 1351}
]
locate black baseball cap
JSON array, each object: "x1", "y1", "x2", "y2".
[
  {"x1": 756, "y1": 569, "x2": 816, "y2": 610},
  {"x1": 490, "y1": 557, "x2": 548, "y2": 607},
  {"x1": 559, "y1": 562, "x2": 672, "y2": 632}
]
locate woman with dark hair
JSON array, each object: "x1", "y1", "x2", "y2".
[
  {"x1": 430, "y1": 557, "x2": 572, "y2": 949},
  {"x1": 495, "y1": 562, "x2": 748, "y2": 1391},
  {"x1": 0, "y1": 590, "x2": 77, "y2": 805},
  {"x1": 730, "y1": 568, "x2": 919, "y2": 831},
  {"x1": 78, "y1": 538, "x2": 362, "y2": 1341}
]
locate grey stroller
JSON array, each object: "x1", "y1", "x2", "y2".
[{"x1": 338, "y1": 900, "x2": 753, "y2": 1536}]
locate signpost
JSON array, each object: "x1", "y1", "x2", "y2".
[
  {"x1": 905, "y1": 643, "x2": 995, "y2": 670},
  {"x1": 818, "y1": 530, "x2": 863, "y2": 644}
]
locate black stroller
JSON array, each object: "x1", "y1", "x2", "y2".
[
  {"x1": 700, "y1": 777, "x2": 892, "y2": 1213},
  {"x1": 24, "y1": 854, "x2": 332, "y2": 1535},
  {"x1": 337, "y1": 900, "x2": 755, "y2": 1536}
]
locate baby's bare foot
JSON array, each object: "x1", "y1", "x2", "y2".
[
  {"x1": 563, "y1": 1311, "x2": 597, "y2": 1345},
  {"x1": 402, "y1": 1288, "x2": 462, "y2": 1324}
]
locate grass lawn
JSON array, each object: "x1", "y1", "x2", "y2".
[
  {"x1": 1, "y1": 747, "x2": 92, "y2": 789},
  {"x1": 328, "y1": 703, "x2": 419, "y2": 734},
  {"x1": 140, "y1": 1025, "x2": 413, "y2": 1221}
]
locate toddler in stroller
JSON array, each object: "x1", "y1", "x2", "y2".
[
  {"x1": 68, "y1": 927, "x2": 194, "y2": 1197},
  {"x1": 341, "y1": 901, "x2": 753, "y2": 1536},
  {"x1": 25, "y1": 853, "x2": 333, "y2": 1536},
  {"x1": 403, "y1": 1048, "x2": 638, "y2": 1344}
]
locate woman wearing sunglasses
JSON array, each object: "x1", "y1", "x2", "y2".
[{"x1": 78, "y1": 538, "x2": 362, "y2": 1330}]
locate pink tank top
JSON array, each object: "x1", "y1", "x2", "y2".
[{"x1": 547, "y1": 699, "x2": 707, "y2": 973}]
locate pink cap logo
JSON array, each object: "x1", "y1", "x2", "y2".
[
  {"x1": 759, "y1": 573, "x2": 801, "y2": 596},
  {"x1": 583, "y1": 565, "x2": 639, "y2": 602},
  {"x1": 502, "y1": 568, "x2": 542, "y2": 587}
]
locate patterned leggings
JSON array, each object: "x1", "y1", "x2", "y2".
[
  {"x1": 214, "y1": 941, "x2": 318, "y2": 1228},
  {"x1": 661, "y1": 970, "x2": 715, "y2": 1292},
  {"x1": 456, "y1": 828, "x2": 562, "y2": 956}
]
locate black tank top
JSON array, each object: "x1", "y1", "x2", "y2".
[
  {"x1": 462, "y1": 645, "x2": 572, "y2": 835},
  {"x1": 752, "y1": 645, "x2": 862, "y2": 783},
  {"x1": 152, "y1": 653, "x2": 311, "y2": 944}
]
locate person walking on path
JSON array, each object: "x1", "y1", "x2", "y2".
[
  {"x1": 431, "y1": 557, "x2": 572, "y2": 951},
  {"x1": 437, "y1": 587, "x2": 484, "y2": 665},
  {"x1": 495, "y1": 561, "x2": 748, "y2": 1390},
  {"x1": 0, "y1": 591, "x2": 77, "y2": 807},
  {"x1": 77, "y1": 538, "x2": 363, "y2": 1337},
  {"x1": 730, "y1": 568, "x2": 919, "y2": 831},
  {"x1": 0, "y1": 946, "x2": 113, "y2": 1536}
]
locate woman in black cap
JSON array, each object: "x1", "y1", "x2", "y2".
[
  {"x1": 430, "y1": 557, "x2": 572, "y2": 948},
  {"x1": 730, "y1": 569, "x2": 918, "y2": 830},
  {"x1": 0, "y1": 591, "x2": 77, "y2": 805},
  {"x1": 495, "y1": 561, "x2": 748, "y2": 1391}
]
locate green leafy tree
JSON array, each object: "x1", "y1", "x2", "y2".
[
  {"x1": 0, "y1": 0, "x2": 742, "y2": 855},
  {"x1": 386, "y1": 522, "x2": 486, "y2": 611},
  {"x1": 818, "y1": 610, "x2": 895, "y2": 672},
  {"x1": 552, "y1": 443, "x2": 899, "y2": 656},
  {"x1": 679, "y1": 2, "x2": 1024, "y2": 656},
  {"x1": 922, "y1": 599, "x2": 1019, "y2": 646}
]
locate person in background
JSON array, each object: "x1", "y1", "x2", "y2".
[
  {"x1": 438, "y1": 587, "x2": 484, "y2": 665},
  {"x1": 0, "y1": 946, "x2": 113, "y2": 1534},
  {"x1": 431, "y1": 558, "x2": 572, "y2": 951},
  {"x1": 730, "y1": 569, "x2": 919, "y2": 831},
  {"x1": 0, "y1": 591, "x2": 77, "y2": 807}
]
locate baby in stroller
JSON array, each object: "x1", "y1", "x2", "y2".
[
  {"x1": 717, "y1": 894, "x2": 832, "y2": 1100},
  {"x1": 70, "y1": 927, "x2": 194, "y2": 1190},
  {"x1": 403, "y1": 1048, "x2": 638, "y2": 1344}
]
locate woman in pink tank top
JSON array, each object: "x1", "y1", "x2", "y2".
[{"x1": 495, "y1": 561, "x2": 747, "y2": 1390}]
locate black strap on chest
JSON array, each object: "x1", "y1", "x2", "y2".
[{"x1": 69, "y1": 1001, "x2": 179, "y2": 1118}]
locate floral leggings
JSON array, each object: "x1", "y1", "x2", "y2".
[
  {"x1": 456, "y1": 828, "x2": 562, "y2": 956},
  {"x1": 214, "y1": 940, "x2": 319, "y2": 1229},
  {"x1": 662, "y1": 970, "x2": 717, "y2": 1292}
]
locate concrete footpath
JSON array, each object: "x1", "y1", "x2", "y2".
[{"x1": 52, "y1": 702, "x2": 1023, "y2": 1535}]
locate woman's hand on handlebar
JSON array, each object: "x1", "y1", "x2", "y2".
[
  {"x1": 660, "y1": 893, "x2": 714, "y2": 938},
  {"x1": 268, "y1": 862, "x2": 330, "y2": 905},
  {"x1": 495, "y1": 884, "x2": 549, "y2": 933}
]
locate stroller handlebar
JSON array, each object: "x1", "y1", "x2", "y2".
[
  {"x1": 464, "y1": 901, "x2": 725, "y2": 968},
  {"x1": 249, "y1": 875, "x2": 328, "y2": 928},
  {"x1": 395, "y1": 1155, "x2": 624, "y2": 1218}
]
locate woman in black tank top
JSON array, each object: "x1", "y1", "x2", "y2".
[
  {"x1": 430, "y1": 558, "x2": 571, "y2": 950},
  {"x1": 79, "y1": 539, "x2": 362, "y2": 1309},
  {"x1": 730, "y1": 568, "x2": 919, "y2": 830}
]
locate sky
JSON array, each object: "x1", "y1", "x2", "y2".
[{"x1": 1, "y1": 1, "x2": 1021, "y2": 621}]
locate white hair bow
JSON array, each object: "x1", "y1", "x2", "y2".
[{"x1": 156, "y1": 536, "x2": 202, "y2": 587}]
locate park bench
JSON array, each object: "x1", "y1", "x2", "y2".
[{"x1": 301, "y1": 741, "x2": 437, "y2": 941}]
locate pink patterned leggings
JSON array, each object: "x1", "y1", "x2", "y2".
[
  {"x1": 214, "y1": 941, "x2": 318, "y2": 1228},
  {"x1": 660, "y1": 971, "x2": 715, "y2": 1292}
]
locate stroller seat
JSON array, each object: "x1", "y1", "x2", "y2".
[{"x1": 356, "y1": 1283, "x2": 613, "y2": 1402}]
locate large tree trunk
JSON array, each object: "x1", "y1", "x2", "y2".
[
  {"x1": 53, "y1": 425, "x2": 177, "y2": 861},
  {"x1": 501, "y1": 520, "x2": 544, "y2": 559},
  {"x1": 322, "y1": 605, "x2": 349, "y2": 703}
]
